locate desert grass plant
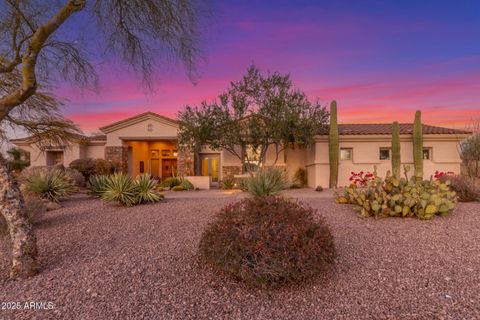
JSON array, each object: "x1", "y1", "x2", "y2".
[
  {"x1": 101, "y1": 173, "x2": 138, "y2": 206},
  {"x1": 441, "y1": 175, "x2": 480, "y2": 202},
  {"x1": 161, "y1": 177, "x2": 182, "y2": 189},
  {"x1": 247, "y1": 167, "x2": 287, "y2": 197},
  {"x1": 199, "y1": 196, "x2": 335, "y2": 287},
  {"x1": 21, "y1": 168, "x2": 76, "y2": 202},
  {"x1": 221, "y1": 176, "x2": 236, "y2": 190},
  {"x1": 180, "y1": 179, "x2": 194, "y2": 190},
  {"x1": 88, "y1": 175, "x2": 110, "y2": 196},
  {"x1": 135, "y1": 174, "x2": 163, "y2": 203}
]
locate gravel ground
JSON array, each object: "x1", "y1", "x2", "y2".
[{"x1": 0, "y1": 190, "x2": 479, "y2": 319}]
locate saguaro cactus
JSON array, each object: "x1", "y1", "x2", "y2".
[
  {"x1": 391, "y1": 121, "x2": 401, "y2": 177},
  {"x1": 329, "y1": 100, "x2": 339, "y2": 188},
  {"x1": 413, "y1": 110, "x2": 423, "y2": 180}
]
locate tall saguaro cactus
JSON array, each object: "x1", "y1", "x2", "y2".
[
  {"x1": 329, "y1": 100, "x2": 339, "y2": 188},
  {"x1": 413, "y1": 110, "x2": 423, "y2": 180},
  {"x1": 391, "y1": 121, "x2": 401, "y2": 177}
]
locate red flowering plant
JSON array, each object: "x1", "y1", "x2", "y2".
[
  {"x1": 433, "y1": 171, "x2": 454, "y2": 180},
  {"x1": 349, "y1": 171, "x2": 375, "y2": 187}
]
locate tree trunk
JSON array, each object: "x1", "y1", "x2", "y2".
[{"x1": 0, "y1": 154, "x2": 38, "y2": 279}]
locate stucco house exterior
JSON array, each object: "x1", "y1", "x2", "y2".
[{"x1": 12, "y1": 112, "x2": 471, "y2": 188}]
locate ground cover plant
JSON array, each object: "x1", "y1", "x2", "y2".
[
  {"x1": 336, "y1": 166, "x2": 457, "y2": 219},
  {"x1": 199, "y1": 196, "x2": 335, "y2": 287}
]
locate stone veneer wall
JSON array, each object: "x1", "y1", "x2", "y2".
[
  {"x1": 105, "y1": 146, "x2": 128, "y2": 173},
  {"x1": 222, "y1": 165, "x2": 243, "y2": 178},
  {"x1": 177, "y1": 148, "x2": 195, "y2": 176}
]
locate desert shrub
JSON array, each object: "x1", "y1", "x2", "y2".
[
  {"x1": 180, "y1": 179, "x2": 194, "y2": 190},
  {"x1": 199, "y1": 196, "x2": 335, "y2": 287},
  {"x1": 293, "y1": 168, "x2": 308, "y2": 187},
  {"x1": 21, "y1": 168, "x2": 76, "y2": 202},
  {"x1": 336, "y1": 168, "x2": 457, "y2": 220},
  {"x1": 64, "y1": 168, "x2": 85, "y2": 187},
  {"x1": 88, "y1": 174, "x2": 110, "y2": 196},
  {"x1": 315, "y1": 185, "x2": 323, "y2": 192},
  {"x1": 237, "y1": 178, "x2": 249, "y2": 191},
  {"x1": 247, "y1": 167, "x2": 286, "y2": 197},
  {"x1": 101, "y1": 173, "x2": 138, "y2": 206},
  {"x1": 69, "y1": 158, "x2": 96, "y2": 180},
  {"x1": 441, "y1": 175, "x2": 480, "y2": 202},
  {"x1": 221, "y1": 176, "x2": 235, "y2": 190},
  {"x1": 172, "y1": 185, "x2": 185, "y2": 191},
  {"x1": 94, "y1": 158, "x2": 121, "y2": 175},
  {"x1": 161, "y1": 177, "x2": 182, "y2": 188},
  {"x1": 135, "y1": 174, "x2": 163, "y2": 203}
]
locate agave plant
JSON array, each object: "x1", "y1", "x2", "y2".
[
  {"x1": 22, "y1": 168, "x2": 76, "y2": 202},
  {"x1": 135, "y1": 174, "x2": 163, "y2": 203},
  {"x1": 88, "y1": 174, "x2": 110, "y2": 196},
  {"x1": 101, "y1": 173, "x2": 138, "y2": 206},
  {"x1": 247, "y1": 167, "x2": 287, "y2": 197}
]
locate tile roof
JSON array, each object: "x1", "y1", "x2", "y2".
[
  {"x1": 99, "y1": 112, "x2": 178, "y2": 132},
  {"x1": 319, "y1": 123, "x2": 471, "y2": 135}
]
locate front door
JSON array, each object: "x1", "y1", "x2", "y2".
[
  {"x1": 151, "y1": 159, "x2": 160, "y2": 178},
  {"x1": 162, "y1": 159, "x2": 178, "y2": 179},
  {"x1": 200, "y1": 155, "x2": 220, "y2": 186}
]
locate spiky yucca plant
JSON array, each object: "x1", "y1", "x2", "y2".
[
  {"x1": 391, "y1": 121, "x2": 401, "y2": 177},
  {"x1": 101, "y1": 173, "x2": 138, "y2": 206},
  {"x1": 135, "y1": 174, "x2": 163, "y2": 203},
  {"x1": 247, "y1": 167, "x2": 286, "y2": 197},
  {"x1": 88, "y1": 174, "x2": 109, "y2": 196},
  {"x1": 22, "y1": 169, "x2": 76, "y2": 202}
]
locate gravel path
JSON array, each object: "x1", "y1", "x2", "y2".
[{"x1": 0, "y1": 190, "x2": 479, "y2": 319}]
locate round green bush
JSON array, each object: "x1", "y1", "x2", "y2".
[{"x1": 199, "y1": 196, "x2": 335, "y2": 287}]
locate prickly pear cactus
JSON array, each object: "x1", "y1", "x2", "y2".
[{"x1": 335, "y1": 166, "x2": 457, "y2": 220}]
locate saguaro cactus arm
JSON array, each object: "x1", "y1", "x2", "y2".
[
  {"x1": 329, "y1": 100, "x2": 339, "y2": 188},
  {"x1": 391, "y1": 121, "x2": 401, "y2": 177},
  {"x1": 413, "y1": 110, "x2": 424, "y2": 180}
]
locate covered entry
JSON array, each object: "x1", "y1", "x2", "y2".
[{"x1": 126, "y1": 140, "x2": 178, "y2": 178}]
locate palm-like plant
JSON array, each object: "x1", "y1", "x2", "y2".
[
  {"x1": 6, "y1": 147, "x2": 29, "y2": 171},
  {"x1": 247, "y1": 167, "x2": 287, "y2": 197},
  {"x1": 22, "y1": 169, "x2": 76, "y2": 202},
  {"x1": 101, "y1": 173, "x2": 138, "y2": 206},
  {"x1": 135, "y1": 174, "x2": 163, "y2": 203}
]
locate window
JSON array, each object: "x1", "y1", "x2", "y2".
[
  {"x1": 161, "y1": 149, "x2": 171, "y2": 157},
  {"x1": 423, "y1": 148, "x2": 432, "y2": 160},
  {"x1": 340, "y1": 148, "x2": 352, "y2": 160},
  {"x1": 379, "y1": 148, "x2": 390, "y2": 160},
  {"x1": 46, "y1": 151, "x2": 63, "y2": 166}
]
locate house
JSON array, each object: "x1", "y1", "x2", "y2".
[{"x1": 11, "y1": 112, "x2": 471, "y2": 188}]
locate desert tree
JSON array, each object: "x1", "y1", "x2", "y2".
[
  {"x1": 0, "y1": 0, "x2": 206, "y2": 278},
  {"x1": 459, "y1": 119, "x2": 480, "y2": 178},
  {"x1": 178, "y1": 65, "x2": 329, "y2": 172}
]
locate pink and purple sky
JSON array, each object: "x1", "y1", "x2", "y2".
[{"x1": 57, "y1": 0, "x2": 480, "y2": 133}]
